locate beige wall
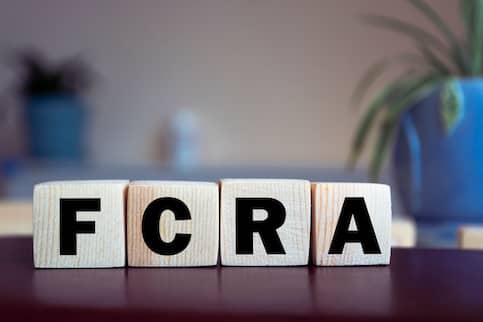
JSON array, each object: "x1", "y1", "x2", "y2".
[{"x1": 0, "y1": 0, "x2": 458, "y2": 167}]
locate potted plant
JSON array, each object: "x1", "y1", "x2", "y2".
[
  {"x1": 10, "y1": 49, "x2": 93, "y2": 161},
  {"x1": 350, "y1": 0, "x2": 483, "y2": 246}
]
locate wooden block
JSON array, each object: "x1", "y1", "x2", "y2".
[
  {"x1": 33, "y1": 180, "x2": 128, "y2": 268},
  {"x1": 220, "y1": 179, "x2": 311, "y2": 266},
  {"x1": 392, "y1": 216, "x2": 416, "y2": 248},
  {"x1": 127, "y1": 181, "x2": 219, "y2": 267},
  {"x1": 0, "y1": 201, "x2": 32, "y2": 236},
  {"x1": 311, "y1": 183, "x2": 391, "y2": 266},
  {"x1": 458, "y1": 225, "x2": 483, "y2": 250}
]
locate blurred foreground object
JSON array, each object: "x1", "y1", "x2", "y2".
[
  {"x1": 351, "y1": 0, "x2": 483, "y2": 246},
  {"x1": 0, "y1": 201, "x2": 32, "y2": 236},
  {"x1": 458, "y1": 225, "x2": 483, "y2": 250},
  {"x1": 8, "y1": 48, "x2": 94, "y2": 161},
  {"x1": 392, "y1": 216, "x2": 416, "y2": 247}
]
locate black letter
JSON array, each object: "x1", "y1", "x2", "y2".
[
  {"x1": 60, "y1": 198, "x2": 100, "y2": 255},
  {"x1": 328, "y1": 197, "x2": 381, "y2": 254},
  {"x1": 142, "y1": 197, "x2": 191, "y2": 255},
  {"x1": 236, "y1": 198, "x2": 286, "y2": 254}
]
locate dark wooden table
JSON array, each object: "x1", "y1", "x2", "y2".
[{"x1": 1, "y1": 237, "x2": 482, "y2": 322}]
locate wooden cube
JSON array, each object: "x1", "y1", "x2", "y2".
[
  {"x1": 0, "y1": 201, "x2": 32, "y2": 236},
  {"x1": 311, "y1": 183, "x2": 391, "y2": 266},
  {"x1": 220, "y1": 179, "x2": 311, "y2": 266},
  {"x1": 33, "y1": 180, "x2": 129, "y2": 268},
  {"x1": 392, "y1": 216, "x2": 416, "y2": 248},
  {"x1": 458, "y1": 225, "x2": 483, "y2": 250},
  {"x1": 127, "y1": 181, "x2": 219, "y2": 267}
]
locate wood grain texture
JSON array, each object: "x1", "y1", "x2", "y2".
[
  {"x1": 311, "y1": 183, "x2": 391, "y2": 266},
  {"x1": 127, "y1": 181, "x2": 219, "y2": 267},
  {"x1": 220, "y1": 179, "x2": 311, "y2": 266},
  {"x1": 33, "y1": 180, "x2": 128, "y2": 268},
  {"x1": 0, "y1": 201, "x2": 32, "y2": 236},
  {"x1": 458, "y1": 225, "x2": 483, "y2": 250}
]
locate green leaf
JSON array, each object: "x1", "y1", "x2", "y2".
[
  {"x1": 349, "y1": 74, "x2": 436, "y2": 168},
  {"x1": 386, "y1": 73, "x2": 444, "y2": 120},
  {"x1": 439, "y1": 80, "x2": 464, "y2": 134},
  {"x1": 460, "y1": 0, "x2": 483, "y2": 74},
  {"x1": 416, "y1": 44, "x2": 451, "y2": 74},
  {"x1": 363, "y1": 14, "x2": 448, "y2": 54},
  {"x1": 369, "y1": 119, "x2": 396, "y2": 181},
  {"x1": 471, "y1": 1, "x2": 483, "y2": 74},
  {"x1": 368, "y1": 76, "x2": 440, "y2": 179},
  {"x1": 367, "y1": 74, "x2": 439, "y2": 179},
  {"x1": 348, "y1": 78, "x2": 411, "y2": 168},
  {"x1": 352, "y1": 73, "x2": 441, "y2": 179},
  {"x1": 409, "y1": 0, "x2": 468, "y2": 73},
  {"x1": 351, "y1": 53, "x2": 424, "y2": 107},
  {"x1": 460, "y1": 0, "x2": 474, "y2": 31}
]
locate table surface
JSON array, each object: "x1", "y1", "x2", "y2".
[{"x1": 1, "y1": 237, "x2": 482, "y2": 322}]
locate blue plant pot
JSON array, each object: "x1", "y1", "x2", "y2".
[
  {"x1": 393, "y1": 79, "x2": 483, "y2": 246},
  {"x1": 25, "y1": 95, "x2": 85, "y2": 161}
]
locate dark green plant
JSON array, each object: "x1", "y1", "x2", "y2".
[
  {"x1": 9, "y1": 48, "x2": 94, "y2": 99},
  {"x1": 350, "y1": 0, "x2": 483, "y2": 179}
]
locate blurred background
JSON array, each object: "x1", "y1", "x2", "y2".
[{"x1": 1, "y1": 0, "x2": 483, "y2": 249}]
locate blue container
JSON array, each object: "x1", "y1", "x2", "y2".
[
  {"x1": 25, "y1": 95, "x2": 85, "y2": 161},
  {"x1": 393, "y1": 79, "x2": 483, "y2": 246}
]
